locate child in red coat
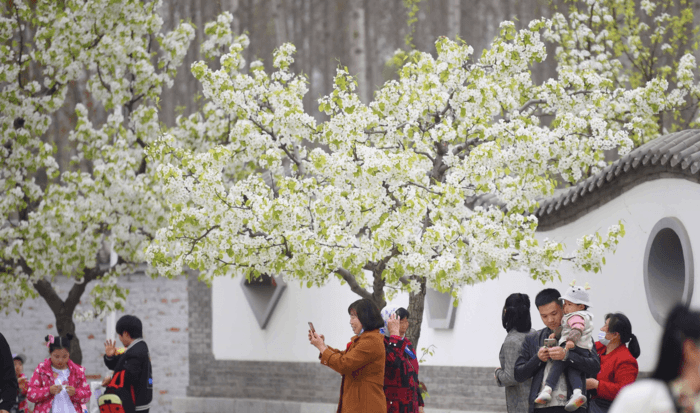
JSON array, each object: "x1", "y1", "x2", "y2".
[{"x1": 27, "y1": 334, "x2": 91, "y2": 413}]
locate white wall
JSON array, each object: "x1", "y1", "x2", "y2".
[{"x1": 212, "y1": 178, "x2": 700, "y2": 372}]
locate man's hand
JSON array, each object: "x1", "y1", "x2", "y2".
[
  {"x1": 548, "y1": 346, "x2": 567, "y2": 361},
  {"x1": 549, "y1": 333, "x2": 556, "y2": 339},
  {"x1": 50, "y1": 384, "x2": 63, "y2": 395},
  {"x1": 586, "y1": 378, "x2": 599, "y2": 390},
  {"x1": 565, "y1": 340, "x2": 575, "y2": 350},
  {"x1": 104, "y1": 339, "x2": 117, "y2": 357},
  {"x1": 66, "y1": 386, "x2": 76, "y2": 396},
  {"x1": 538, "y1": 346, "x2": 551, "y2": 362}
]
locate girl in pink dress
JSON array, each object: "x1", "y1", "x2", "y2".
[{"x1": 27, "y1": 334, "x2": 91, "y2": 413}]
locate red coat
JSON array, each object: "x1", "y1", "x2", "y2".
[
  {"x1": 593, "y1": 341, "x2": 639, "y2": 401},
  {"x1": 27, "y1": 358, "x2": 91, "y2": 413},
  {"x1": 384, "y1": 335, "x2": 424, "y2": 413},
  {"x1": 321, "y1": 329, "x2": 387, "y2": 413}
]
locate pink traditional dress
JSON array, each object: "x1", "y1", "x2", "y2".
[{"x1": 26, "y1": 358, "x2": 91, "y2": 413}]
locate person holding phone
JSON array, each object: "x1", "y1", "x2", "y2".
[
  {"x1": 382, "y1": 308, "x2": 424, "y2": 413},
  {"x1": 514, "y1": 288, "x2": 600, "y2": 413},
  {"x1": 308, "y1": 299, "x2": 387, "y2": 413}
]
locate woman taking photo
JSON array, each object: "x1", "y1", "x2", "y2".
[
  {"x1": 383, "y1": 307, "x2": 424, "y2": 413},
  {"x1": 586, "y1": 313, "x2": 640, "y2": 412},
  {"x1": 27, "y1": 334, "x2": 91, "y2": 413},
  {"x1": 611, "y1": 305, "x2": 699, "y2": 412},
  {"x1": 309, "y1": 299, "x2": 387, "y2": 413},
  {"x1": 494, "y1": 293, "x2": 532, "y2": 413}
]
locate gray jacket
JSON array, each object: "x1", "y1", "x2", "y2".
[{"x1": 496, "y1": 329, "x2": 532, "y2": 413}]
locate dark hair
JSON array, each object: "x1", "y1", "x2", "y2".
[
  {"x1": 13, "y1": 355, "x2": 24, "y2": 364},
  {"x1": 347, "y1": 299, "x2": 384, "y2": 331},
  {"x1": 535, "y1": 288, "x2": 562, "y2": 309},
  {"x1": 502, "y1": 293, "x2": 532, "y2": 333},
  {"x1": 45, "y1": 334, "x2": 73, "y2": 353},
  {"x1": 395, "y1": 307, "x2": 410, "y2": 320},
  {"x1": 116, "y1": 315, "x2": 143, "y2": 339},
  {"x1": 651, "y1": 305, "x2": 700, "y2": 382},
  {"x1": 606, "y1": 313, "x2": 640, "y2": 359}
]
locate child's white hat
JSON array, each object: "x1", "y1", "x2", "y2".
[{"x1": 559, "y1": 280, "x2": 591, "y2": 307}]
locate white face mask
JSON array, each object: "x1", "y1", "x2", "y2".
[{"x1": 598, "y1": 331, "x2": 610, "y2": 346}]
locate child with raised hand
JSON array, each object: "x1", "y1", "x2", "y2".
[
  {"x1": 26, "y1": 334, "x2": 91, "y2": 413},
  {"x1": 535, "y1": 282, "x2": 594, "y2": 411}
]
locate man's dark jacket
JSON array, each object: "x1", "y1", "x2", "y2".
[
  {"x1": 0, "y1": 332, "x2": 18, "y2": 412},
  {"x1": 104, "y1": 339, "x2": 153, "y2": 413},
  {"x1": 514, "y1": 327, "x2": 600, "y2": 413}
]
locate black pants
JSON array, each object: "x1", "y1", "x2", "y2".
[{"x1": 544, "y1": 346, "x2": 587, "y2": 392}]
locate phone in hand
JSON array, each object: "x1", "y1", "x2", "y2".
[
  {"x1": 544, "y1": 338, "x2": 557, "y2": 348},
  {"x1": 308, "y1": 322, "x2": 316, "y2": 334}
]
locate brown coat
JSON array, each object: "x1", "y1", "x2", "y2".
[{"x1": 321, "y1": 329, "x2": 387, "y2": 413}]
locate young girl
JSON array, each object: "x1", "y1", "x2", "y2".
[{"x1": 27, "y1": 334, "x2": 91, "y2": 413}]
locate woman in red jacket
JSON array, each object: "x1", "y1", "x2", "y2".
[{"x1": 586, "y1": 313, "x2": 640, "y2": 412}]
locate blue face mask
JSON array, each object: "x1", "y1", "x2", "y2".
[{"x1": 598, "y1": 331, "x2": 610, "y2": 346}]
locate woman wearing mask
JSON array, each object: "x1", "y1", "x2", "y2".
[
  {"x1": 494, "y1": 293, "x2": 532, "y2": 413},
  {"x1": 309, "y1": 299, "x2": 387, "y2": 413},
  {"x1": 586, "y1": 313, "x2": 640, "y2": 412},
  {"x1": 27, "y1": 334, "x2": 91, "y2": 413},
  {"x1": 610, "y1": 305, "x2": 699, "y2": 412},
  {"x1": 382, "y1": 307, "x2": 424, "y2": 413}
]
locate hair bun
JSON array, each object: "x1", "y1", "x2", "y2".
[
  {"x1": 65, "y1": 333, "x2": 74, "y2": 340},
  {"x1": 44, "y1": 335, "x2": 51, "y2": 342}
]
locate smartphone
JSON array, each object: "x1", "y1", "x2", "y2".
[
  {"x1": 308, "y1": 322, "x2": 316, "y2": 334},
  {"x1": 544, "y1": 338, "x2": 557, "y2": 347}
]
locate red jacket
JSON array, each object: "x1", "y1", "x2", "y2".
[
  {"x1": 27, "y1": 358, "x2": 91, "y2": 413},
  {"x1": 594, "y1": 341, "x2": 639, "y2": 401}
]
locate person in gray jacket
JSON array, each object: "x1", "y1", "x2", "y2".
[{"x1": 496, "y1": 293, "x2": 534, "y2": 413}]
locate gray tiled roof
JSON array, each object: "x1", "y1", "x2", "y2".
[{"x1": 468, "y1": 129, "x2": 700, "y2": 231}]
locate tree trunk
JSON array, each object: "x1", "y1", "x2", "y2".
[
  {"x1": 447, "y1": 0, "x2": 460, "y2": 39},
  {"x1": 348, "y1": 0, "x2": 368, "y2": 102},
  {"x1": 33, "y1": 278, "x2": 91, "y2": 365},
  {"x1": 56, "y1": 309, "x2": 83, "y2": 365},
  {"x1": 272, "y1": 0, "x2": 288, "y2": 45},
  {"x1": 405, "y1": 276, "x2": 427, "y2": 352}
]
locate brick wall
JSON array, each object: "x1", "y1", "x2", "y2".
[
  {"x1": 187, "y1": 276, "x2": 508, "y2": 412},
  {"x1": 0, "y1": 274, "x2": 189, "y2": 413}
]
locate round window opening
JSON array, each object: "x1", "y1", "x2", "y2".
[{"x1": 644, "y1": 217, "x2": 694, "y2": 325}]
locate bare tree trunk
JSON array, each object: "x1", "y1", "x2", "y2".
[
  {"x1": 33, "y1": 278, "x2": 89, "y2": 365},
  {"x1": 447, "y1": 0, "x2": 460, "y2": 39},
  {"x1": 272, "y1": 0, "x2": 288, "y2": 45},
  {"x1": 348, "y1": 0, "x2": 368, "y2": 102},
  {"x1": 405, "y1": 276, "x2": 427, "y2": 351}
]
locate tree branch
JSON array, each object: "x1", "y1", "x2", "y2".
[
  {"x1": 334, "y1": 268, "x2": 373, "y2": 300},
  {"x1": 33, "y1": 279, "x2": 64, "y2": 315}
]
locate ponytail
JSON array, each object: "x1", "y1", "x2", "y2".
[
  {"x1": 45, "y1": 333, "x2": 73, "y2": 353},
  {"x1": 627, "y1": 333, "x2": 641, "y2": 359}
]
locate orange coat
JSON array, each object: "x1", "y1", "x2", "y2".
[{"x1": 321, "y1": 329, "x2": 387, "y2": 413}]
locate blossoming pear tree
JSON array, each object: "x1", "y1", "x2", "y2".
[
  {"x1": 145, "y1": 6, "x2": 700, "y2": 348},
  {"x1": 0, "y1": 0, "x2": 215, "y2": 363},
  {"x1": 546, "y1": 0, "x2": 700, "y2": 144}
]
